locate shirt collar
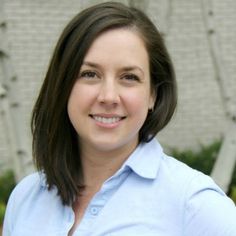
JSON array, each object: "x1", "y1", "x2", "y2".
[{"x1": 123, "y1": 138, "x2": 163, "y2": 179}]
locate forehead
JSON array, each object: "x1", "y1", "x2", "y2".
[
  {"x1": 83, "y1": 28, "x2": 149, "y2": 69},
  {"x1": 87, "y1": 27, "x2": 146, "y2": 51}
]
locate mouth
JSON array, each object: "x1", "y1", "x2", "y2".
[{"x1": 89, "y1": 114, "x2": 126, "y2": 124}]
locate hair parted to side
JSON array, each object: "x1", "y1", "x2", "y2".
[{"x1": 31, "y1": 1, "x2": 177, "y2": 205}]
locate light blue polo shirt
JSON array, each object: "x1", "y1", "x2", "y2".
[{"x1": 3, "y1": 138, "x2": 236, "y2": 235}]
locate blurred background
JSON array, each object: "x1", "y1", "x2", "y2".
[{"x1": 0, "y1": 0, "x2": 236, "y2": 230}]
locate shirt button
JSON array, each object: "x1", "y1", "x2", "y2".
[{"x1": 90, "y1": 206, "x2": 99, "y2": 216}]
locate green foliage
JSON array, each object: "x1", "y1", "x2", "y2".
[
  {"x1": 229, "y1": 186, "x2": 236, "y2": 203},
  {"x1": 0, "y1": 201, "x2": 6, "y2": 225},
  {"x1": 169, "y1": 140, "x2": 221, "y2": 175},
  {"x1": 0, "y1": 170, "x2": 16, "y2": 204},
  {"x1": 0, "y1": 170, "x2": 16, "y2": 225}
]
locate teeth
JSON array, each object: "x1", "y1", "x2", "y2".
[{"x1": 93, "y1": 116, "x2": 121, "y2": 124}]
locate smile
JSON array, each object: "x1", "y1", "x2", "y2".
[
  {"x1": 92, "y1": 115, "x2": 122, "y2": 124},
  {"x1": 90, "y1": 115, "x2": 125, "y2": 125}
]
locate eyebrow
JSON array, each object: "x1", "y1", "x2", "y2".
[
  {"x1": 82, "y1": 61, "x2": 145, "y2": 75},
  {"x1": 82, "y1": 61, "x2": 101, "y2": 68}
]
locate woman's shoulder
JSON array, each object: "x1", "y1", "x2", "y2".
[
  {"x1": 3, "y1": 172, "x2": 45, "y2": 234},
  {"x1": 6, "y1": 172, "x2": 48, "y2": 214},
  {"x1": 144, "y1": 139, "x2": 223, "y2": 194},
  {"x1": 160, "y1": 154, "x2": 236, "y2": 234},
  {"x1": 16, "y1": 172, "x2": 42, "y2": 186},
  {"x1": 159, "y1": 153, "x2": 209, "y2": 187},
  {"x1": 10, "y1": 172, "x2": 43, "y2": 197},
  {"x1": 159, "y1": 152, "x2": 229, "y2": 201}
]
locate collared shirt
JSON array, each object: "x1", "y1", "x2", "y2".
[{"x1": 3, "y1": 139, "x2": 236, "y2": 236}]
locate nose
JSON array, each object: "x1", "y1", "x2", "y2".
[{"x1": 97, "y1": 78, "x2": 120, "y2": 106}]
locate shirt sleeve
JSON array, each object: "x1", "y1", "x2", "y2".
[
  {"x1": 184, "y1": 172, "x2": 236, "y2": 236},
  {"x1": 2, "y1": 173, "x2": 41, "y2": 236}
]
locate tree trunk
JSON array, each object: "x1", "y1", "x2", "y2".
[
  {"x1": 0, "y1": 1, "x2": 32, "y2": 181},
  {"x1": 201, "y1": 0, "x2": 236, "y2": 192},
  {"x1": 211, "y1": 120, "x2": 236, "y2": 191}
]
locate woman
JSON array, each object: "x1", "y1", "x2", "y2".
[{"x1": 3, "y1": 2, "x2": 236, "y2": 236}]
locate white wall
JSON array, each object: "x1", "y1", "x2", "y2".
[{"x1": 1, "y1": 0, "x2": 236, "y2": 173}]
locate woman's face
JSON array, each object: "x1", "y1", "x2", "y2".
[{"x1": 67, "y1": 28, "x2": 155, "y2": 155}]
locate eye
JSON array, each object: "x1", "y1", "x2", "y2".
[
  {"x1": 122, "y1": 74, "x2": 140, "y2": 82},
  {"x1": 79, "y1": 70, "x2": 98, "y2": 79}
]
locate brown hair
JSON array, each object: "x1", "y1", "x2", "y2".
[{"x1": 31, "y1": 1, "x2": 177, "y2": 205}]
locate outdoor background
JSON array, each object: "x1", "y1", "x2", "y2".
[{"x1": 0, "y1": 0, "x2": 236, "y2": 230}]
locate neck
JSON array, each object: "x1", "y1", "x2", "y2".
[{"x1": 80, "y1": 141, "x2": 138, "y2": 190}]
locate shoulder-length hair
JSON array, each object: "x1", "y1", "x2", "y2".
[{"x1": 31, "y1": 1, "x2": 177, "y2": 205}]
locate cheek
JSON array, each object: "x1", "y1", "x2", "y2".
[
  {"x1": 67, "y1": 83, "x2": 96, "y2": 113},
  {"x1": 67, "y1": 87, "x2": 78, "y2": 115},
  {"x1": 67, "y1": 85, "x2": 85, "y2": 126},
  {"x1": 122, "y1": 91, "x2": 150, "y2": 115},
  {"x1": 67, "y1": 95, "x2": 77, "y2": 128}
]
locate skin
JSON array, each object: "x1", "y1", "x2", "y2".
[{"x1": 67, "y1": 28, "x2": 155, "y2": 233}]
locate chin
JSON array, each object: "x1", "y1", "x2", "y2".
[
  {"x1": 92, "y1": 137, "x2": 138, "y2": 154},
  {"x1": 94, "y1": 142, "x2": 121, "y2": 152}
]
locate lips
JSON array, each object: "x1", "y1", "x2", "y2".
[{"x1": 90, "y1": 114, "x2": 125, "y2": 124}]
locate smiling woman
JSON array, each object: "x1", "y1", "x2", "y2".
[
  {"x1": 67, "y1": 28, "x2": 154, "y2": 156},
  {"x1": 2, "y1": 2, "x2": 236, "y2": 236}
]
